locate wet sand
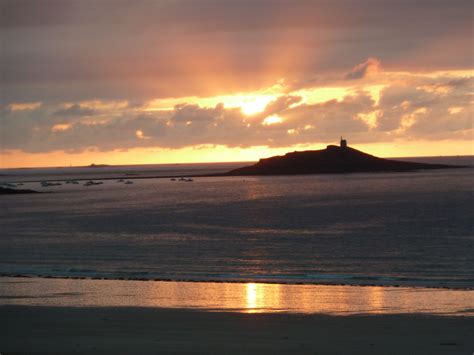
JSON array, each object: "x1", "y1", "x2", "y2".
[
  {"x1": 1, "y1": 305, "x2": 473, "y2": 354},
  {"x1": 2, "y1": 277, "x2": 473, "y2": 353}
]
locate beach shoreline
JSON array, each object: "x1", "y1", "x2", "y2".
[
  {"x1": 1, "y1": 276, "x2": 473, "y2": 315},
  {"x1": 1, "y1": 273, "x2": 473, "y2": 290},
  {"x1": 2, "y1": 272, "x2": 473, "y2": 354}
]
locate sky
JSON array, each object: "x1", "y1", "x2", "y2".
[{"x1": 1, "y1": 0, "x2": 473, "y2": 168}]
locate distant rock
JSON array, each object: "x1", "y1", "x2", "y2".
[
  {"x1": 226, "y1": 145, "x2": 463, "y2": 176},
  {"x1": 0, "y1": 187, "x2": 41, "y2": 195},
  {"x1": 88, "y1": 164, "x2": 110, "y2": 168}
]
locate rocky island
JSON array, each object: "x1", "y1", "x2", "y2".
[{"x1": 226, "y1": 138, "x2": 463, "y2": 176}]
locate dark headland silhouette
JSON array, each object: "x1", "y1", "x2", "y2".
[
  {"x1": 225, "y1": 138, "x2": 463, "y2": 176},
  {"x1": 0, "y1": 186, "x2": 40, "y2": 195}
]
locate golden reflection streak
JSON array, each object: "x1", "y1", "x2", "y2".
[
  {"x1": 244, "y1": 283, "x2": 283, "y2": 313},
  {"x1": 246, "y1": 283, "x2": 258, "y2": 313},
  {"x1": 367, "y1": 286, "x2": 385, "y2": 314},
  {"x1": 4, "y1": 278, "x2": 473, "y2": 316}
]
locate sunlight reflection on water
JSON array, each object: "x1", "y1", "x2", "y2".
[{"x1": 1, "y1": 277, "x2": 473, "y2": 316}]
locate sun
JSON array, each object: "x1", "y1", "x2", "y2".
[{"x1": 239, "y1": 96, "x2": 275, "y2": 116}]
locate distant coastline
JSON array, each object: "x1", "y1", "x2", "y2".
[
  {"x1": 1, "y1": 154, "x2": 473, "y2": 172},
  {"x1": 87, "y1": 163, "x2": 111, "y2": 168}
]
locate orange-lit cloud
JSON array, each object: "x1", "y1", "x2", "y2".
[
  {"x1": 1, "y1": 66, "x2": 473, "y2": 168},
  {"x1": 345, "y1": 57, "x2": 382, "y2": 80},
  {"x1": 51, "y1": 124, "x2": 72, "y2": 132},
  {"x1": 7, "y1": 102, "x2": 42, "y2": 111},
  {"x1": 1, "y1": 0, "x2": 473, "y2": 167}
]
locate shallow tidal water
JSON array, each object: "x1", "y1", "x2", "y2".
[{"x1": 1, "y1": 277, "x2": 473, "y2": 315}]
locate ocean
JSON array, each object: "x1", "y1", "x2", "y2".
[{"x1": 1, "y1": 156, "x2": 473, "y2": 289}]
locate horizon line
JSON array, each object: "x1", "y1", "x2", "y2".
[{"x1": 1, "y1": 152, "x2": 473, "y2": 170}]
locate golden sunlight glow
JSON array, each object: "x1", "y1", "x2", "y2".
[
  {"x1": 417, "y1": 84, "x2": 451, "y2": 95},
  {"x1": 239, "y1": 96, "x2": 275, "y2": 115},
  {"x1": 0, "y1": 145, "x2": 318, "y2": 168},
  {"x1": 2, "y1": 139, "x2": 473, "y2": 169},
  {"x1": 364, "y1": 84, "x2": 387, "y2": 106},
  {"x1": 246, "y1": 283, "x2": 258, "y2": 312},
  {"x1": 2, "y1": 69, "x2": 473, "y2": 169},
  {"x1": 367, "y1": 286, "x2": 385, "y2": 313},
  {"x1": 293, "y1": 87, "x2": 350, "y2": 105},
  {"x1": 357, "y1": 111, "x2": 380, "y2": 129},
  {"x1": 401, "y1": 101, "x2": 411, "y2": 110},
  {"x1": 51, "y1": 124, "x2": 72, "y2": 132},
  {"x1": 8, "y1": 102, "x2": 42, "y2": 111},
  {"x1": 14, "y1": 278, "x2": 473, "y2": 315},
  {"x1": 144, "y1": 84, "x2": 284, "y2": 115},
  {"x1": 448, "y1": 107, "x2": 463, "y2": 114},
  {"x1": 396, "y1": 107, "x2": 428, "y2": 132},
  {"x1": 144, "y1": 84, "x2": 351, "y2": 115},
  {"x1": 262, "y1": 115, "x2": 283, "y2": 126},
  {"x1": 76, "y1": 100, "x2": 129, "y2": 111},
  {"x1": 145, "y1": 93, "x2": 278, "y2": 115}
]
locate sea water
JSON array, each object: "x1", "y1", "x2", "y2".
[{"x1": 1, "y1": 157, "x2": 473, "y2": 288}]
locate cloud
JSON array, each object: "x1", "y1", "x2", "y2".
[
  {"x1": 1, "y1": 0, "x2": 472, "y2": 104},
  {"x1": 376, "y1": 75, "x2": 474, "y2": 135},
  {"x1": 345, "y1": 58, "x2": 382, "y2": 80},
  {"x1": 53, "y1": 104, "x2": 95, "y2": 117},
  {"x1": 0, "y1": 56, "x2": 472, "y2": 155},
  {"x1": 255, "y1": 95, "x2": 303, "y2": 119}
]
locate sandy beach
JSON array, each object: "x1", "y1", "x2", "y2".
[
  {"x1": 1, "y1": 277, "x2": 473, "y2": 354},
  {"x1": 2, "y1": 305, "x2": 473, "y2": 354}
]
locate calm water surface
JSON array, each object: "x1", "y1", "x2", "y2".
[{"x1": 1, "y1": 159, "x2": 473, "y2": 288}]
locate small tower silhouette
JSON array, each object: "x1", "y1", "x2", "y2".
[{"x1": 340, "y1": 136, "x2": 347, "y2": 148}]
